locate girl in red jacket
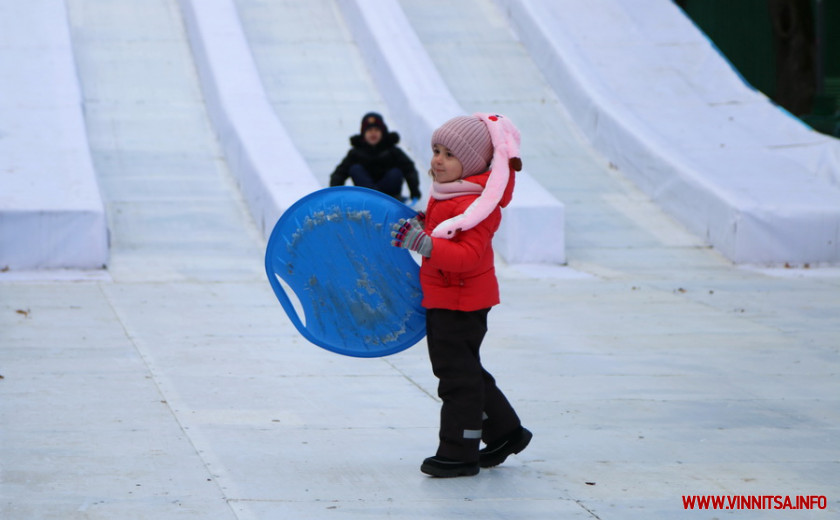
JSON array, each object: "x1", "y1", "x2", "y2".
[{"x1": 391, "y1": 113, "x2": 532, "y2": 477}]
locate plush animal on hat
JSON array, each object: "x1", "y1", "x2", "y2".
[{"x1": 430, "y1": 113, "x2": 522, "y2": 239}]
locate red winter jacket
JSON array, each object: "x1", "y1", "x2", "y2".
[{"x1": 420, "y1": 169, "x2": 515, "y2": 311}]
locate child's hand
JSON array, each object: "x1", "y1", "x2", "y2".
[{"x1": 390, "y1": 217, "x2": 432, "y2": 258}]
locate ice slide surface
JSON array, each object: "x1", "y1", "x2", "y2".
[
  {"x1": 233, "y1": 0, "x2": 840, "y2": 265},
  {"x1": 4, "y1": 0, "x2": 839, "y2": 268},
  {"x1": 65, "y1": 0, "x2": 266, "y2": 281},
  {"x1": 223, "y1": 0, "x2": 566, "y2": 263}
]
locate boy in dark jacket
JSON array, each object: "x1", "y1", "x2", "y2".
[{"x1": 329, "y1": 112, "x2": 421, "y2": 201}]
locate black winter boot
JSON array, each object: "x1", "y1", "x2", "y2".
[
  {"x1": 479, "y1": 426, "x2": 532, "y2": 468},
  {"x1": 420, "y1": 456, "x2": 480, "y2": 478}
]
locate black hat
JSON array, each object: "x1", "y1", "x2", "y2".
[{"x1": 361, "y1": 112, "x2": 388, "y2": 135}]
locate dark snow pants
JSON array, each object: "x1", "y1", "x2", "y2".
[
  {"x1": 425, "y1": 308, "x2": 521, "y2": 462},
  {"x1": 348, "y1": 164, "x2": 403, "y2": 199}
]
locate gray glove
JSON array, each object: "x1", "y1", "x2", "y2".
[{"x1": 390, "y1": 217, "x2": 432, "y2": 258}]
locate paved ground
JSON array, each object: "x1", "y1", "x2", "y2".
[{"x1": 2, "y1": 0, "x2": 839, "y2": 519}]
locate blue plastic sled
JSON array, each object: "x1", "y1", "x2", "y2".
[{"x1": 265, "y1": 187, "x2": 426, "y2": 357}]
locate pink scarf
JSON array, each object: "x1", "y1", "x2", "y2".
[{"x1": 430, "y1": 179, "x2": 484, "y2": 200}]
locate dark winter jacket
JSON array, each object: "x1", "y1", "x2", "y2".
[{"x1": 329, "y1": 132, "x2": 421, "y2": 199}]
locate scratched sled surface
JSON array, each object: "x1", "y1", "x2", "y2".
[{"x1": 265, "y1": 187, "x2": 425, "y2": 357}]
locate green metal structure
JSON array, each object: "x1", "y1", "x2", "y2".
[{"x1": 677, "y1": 0, "x2": 839, "y2": 136}]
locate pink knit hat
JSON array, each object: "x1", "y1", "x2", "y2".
[
  {"x1": 430, "y1": 113, "x2": 523, "y2": 239},
  {"x1": 431, "y1": 115, "x2": 493, "y2": 178}
]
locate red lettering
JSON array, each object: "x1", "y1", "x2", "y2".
[
  {"x1": 798, "y1": 496, "x2": 810, "y2": 510},
  {"x1": 682, "y1": 494, "x2": 828, "y2": 510}
]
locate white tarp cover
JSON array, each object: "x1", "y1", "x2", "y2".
[
  {"x1": 498, "y1": 0, "x2": 840, "y2": 264},
  {"x1": 0, "y1": 0, "x2": 108, "y2": 269}
]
